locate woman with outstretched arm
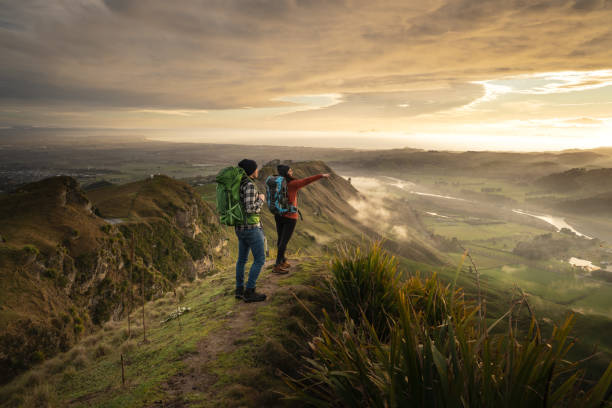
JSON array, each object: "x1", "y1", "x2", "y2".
[{"x1": 273, "y1": 164, "x2": 329, "y2": 274}]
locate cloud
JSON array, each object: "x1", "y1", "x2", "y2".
[
  {"x1": 281, "y1": 83, "x2": 484, "y2": 120},
  {"x1": 563, "y1": 117, "x2": 604, "y2": 125},
  {"x1": 1, "y1": 0, "x2": 612, "y2": 131}
]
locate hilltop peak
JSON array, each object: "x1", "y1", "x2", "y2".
[{"x1": 14, "y1": 175, "x2": 92, "y2": 213}]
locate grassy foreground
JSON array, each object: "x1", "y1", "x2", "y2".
[
  {"x1": 0, "y1": 254, "x2": 330, "y2": 407},
  {"x1": 286, "y1": 243, "x2": 612, "y2": 407},
  {"x1": 3, "y1": 240, "x2": 612, "y2": 407}
]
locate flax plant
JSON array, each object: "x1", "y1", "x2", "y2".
[{"x1": 287, "y1": 243, "x2": 612, "y2": 407}]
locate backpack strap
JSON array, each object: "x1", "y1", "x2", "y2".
[{"x1": 239, "y1": 175, "x2": 251, "y2": 225}]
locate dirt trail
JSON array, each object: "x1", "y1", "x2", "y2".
[{"x1": 152, "y1": 260, "x2": 293, "y2": 407}]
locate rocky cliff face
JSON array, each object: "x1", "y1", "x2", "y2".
[{"x1": 0, "y1": 175, "x2": 224, "y2": 383}]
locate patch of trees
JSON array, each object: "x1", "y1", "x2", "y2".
[
  {"x1": 512, "y1": 232, "x2": 597, "y2": 261},
  {"x1": 592, "y1": 270, "x2": 612, "y2": 283}
]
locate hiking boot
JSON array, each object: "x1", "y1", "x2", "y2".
[
  {"x1": 272, "y1": 264, "x2": 289, "y2": 274},
  {"x1": 280, "y1": 261, "x2": 291, "y2": 268},
  {"x1": 235, "y1": 286, "x2": 244, "y2": 299},
  {"x1": 243, "y1": 287, "x2": 267, "y2": 303}
]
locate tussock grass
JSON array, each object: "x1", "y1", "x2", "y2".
[
  {"x1": 130, "y1": 326, "x2": 143, "y2": 339},
  {"x1": 23, "y1": 384, "x2": 58, "y2": 408},
  {"x1": 120, "y1": 339, "x2": 138, "y2": 355},
  {"x1": 329, "y1": 242, "x2": 402, "y2": 339},
  {"x1": 92, "y1": 342, "x2": 112, "y2": 359},
  {"x1": 0, "y1": 383, "x2": 24, "y2": 407},
  {"x1": 70, "y1": 351, "x2": 90, "y2": 370},
  {"x1": 23, "y1": 369, "x2": 44, "y2": 387},
  {"x1": 109, "y1": 327, "x2": 129, "y2": 346},
  {"x1": 61, "y1": 366, "x2": 77, "y2": 382},
  {"x1": 43, "y1": 355, "x2": 66, "y2": 375},
  {"x1": 102, "y1": 320, "x2": 120, "y2": 332},
  {"x1": 67, "y1": 346, "x2": 86, "y2": 361},
  {"x1": 83, "y1": 333, "x2": 102, "y2": 347},
  {"x1": 146, "y1": 309, "x2": 161, "y2": 320},
  {"x1": 287, "y1": 243, "x2": 612, "y2": 407},
  {"x1": 155, "y1": 296, "x2": 173, "y2": 307}
]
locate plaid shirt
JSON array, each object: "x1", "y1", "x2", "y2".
[{"x1": 235, "y1": 178, "x2": 264, "y2": 230}]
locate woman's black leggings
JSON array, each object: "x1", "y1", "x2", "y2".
[{"x1": 275, "y1": 215, "x2": 297, "y2": 265}]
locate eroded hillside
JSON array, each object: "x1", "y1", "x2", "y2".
[{"x1": 0, "y1": 175, "x2": 224, "y2": 383}]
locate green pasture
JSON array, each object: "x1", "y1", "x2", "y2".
[
  {"x1": 403, "y1": 173, "x2": 576, "y2": 205},
  {"x1": 423, "y1": 215, "x2": 549, "y2": 242}
]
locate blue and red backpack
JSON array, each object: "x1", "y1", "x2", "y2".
[{"x1": 265, "y1": 175, "x2": 298, "y2": 216}]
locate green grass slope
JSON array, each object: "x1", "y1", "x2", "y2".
[
  {"x1": 0, "y1": 175, "x2": 223, "y2": 383},
  {"x1": 0, "y1": 254, "x2": 332, "y2": 407}
]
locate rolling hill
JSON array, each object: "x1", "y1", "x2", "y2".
[
  {"x1": 535, "y1": 167, "x2": 612, "y2": 193},
  {"x1": 331, "y1": 148, "x2": 612, "y2": 181}
]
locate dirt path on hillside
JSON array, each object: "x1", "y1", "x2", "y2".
[{"x1": 150, "y1": 260, "x2": 293, "y2": 407}]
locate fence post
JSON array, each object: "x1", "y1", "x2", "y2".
[{"x1": 121, "y1": 354, "x2": 125, "y2": 386}]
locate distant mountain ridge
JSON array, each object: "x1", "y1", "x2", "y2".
[
  {"x1": 332, "y1": 149, "x2": 612, "y2": 180},
  {"x1": 535, "y1": 167, "x2": 612, "y2": 193},
  {"x1": 554, "y1": 191, "x2": 612, "y2": 216}
]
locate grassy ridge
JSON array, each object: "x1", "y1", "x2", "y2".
[
  {"x1": 0, "y1": 175, "x2": 223, "y2": 383},
  {"x1": 0, "y1": 254, "x2": 333, "y2": 407}
]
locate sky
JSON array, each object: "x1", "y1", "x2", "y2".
[{"x1": 1, "y1": 0, "x2": 612, "y2": 150}]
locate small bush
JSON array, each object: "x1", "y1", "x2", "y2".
[
  {"x1": 24, "y1": 370, "x2": 44, "y2": 387},
  {"x1": 43, "y1": 356, "x2": 66, "y2": 375},
  {"x1": 92, "y1": 343, "x2": 112, "y2": 359},
  {"x1": 22, "y1": 244, "x2": 39, "y2": 255},
  {"x1": 147, "y1": 309, "x2": 161, "y2": 320},
  {"x1": 103, "y1": 320, "x2": 119, "y2": 332},
  {"x1": 72, "y1": 354, "x2": 89, "y2": 370},
  {"x1": 69, "y1": 347, "x2": 89, "y2": 370},
  {"x1": 130, "y1": 327, "x2": 143, "y2": 339},
  {"x1": 0, "y1": 383, "x2": 24, "y2": 407},
  {"x1": 83, "y1": 333, "x2": 101, "y2": 347},
  {"x1": 155, "y1": 297, "x2": 171, "y2": 307},
  {"x1": 30, "y1": 350, "x2": 44, "y2": 364},
  {"x1": 110, "y1": 328, "x2": 129, "y2": 346},
  {"x1": 23, "y1": 384, "x2": 57, "y2": 408},
  {"x1": 73, "y1": 323, "x2": 84, "y2": 335},
  {"x1": 68, "y1": 346, "x2": 85, "y2": 360},
  {"x1": 43, "y1": 268, "x2": 58, "y2": 280},
  {"x1": 120, "y1": 339, "x2": 137, "y2": 355},
  {"x1": 62, "y1": 365, "x2": 77, "y2": 382}
]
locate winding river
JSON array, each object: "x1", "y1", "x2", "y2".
[
  {"x1": 375, "y1": 176, "x2": 593, "y2": 239},
  {"x1": 511, "y1": 209, "x2": 592, "y2": 239}
]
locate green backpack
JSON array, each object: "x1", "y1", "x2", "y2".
[{"x1": 215, "y1": 166, "x2": 247, "y2": 226}]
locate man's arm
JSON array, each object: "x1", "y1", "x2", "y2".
[{"x1": 243, "y1": 181, "x2": 264, "y2": 213}]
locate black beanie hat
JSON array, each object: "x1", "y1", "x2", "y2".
[
  {"x1": 277, "y1": 164, "x2": 291, "y2": 178},
  {"x1": 238, "y1": 159, "x2": 257, "y2": 176}
]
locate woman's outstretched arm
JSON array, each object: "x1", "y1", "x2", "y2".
[{"x1": 290, "y1": 174, "x2": 329, "y2": 189}]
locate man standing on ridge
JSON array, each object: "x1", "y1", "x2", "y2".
[{"x1": 235, "y1": 159, "x2": 267, "y2": 302}]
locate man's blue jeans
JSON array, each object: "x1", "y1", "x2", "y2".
[{"x1": 235, "y1": 227, "x2": 266, "y2": 289}]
